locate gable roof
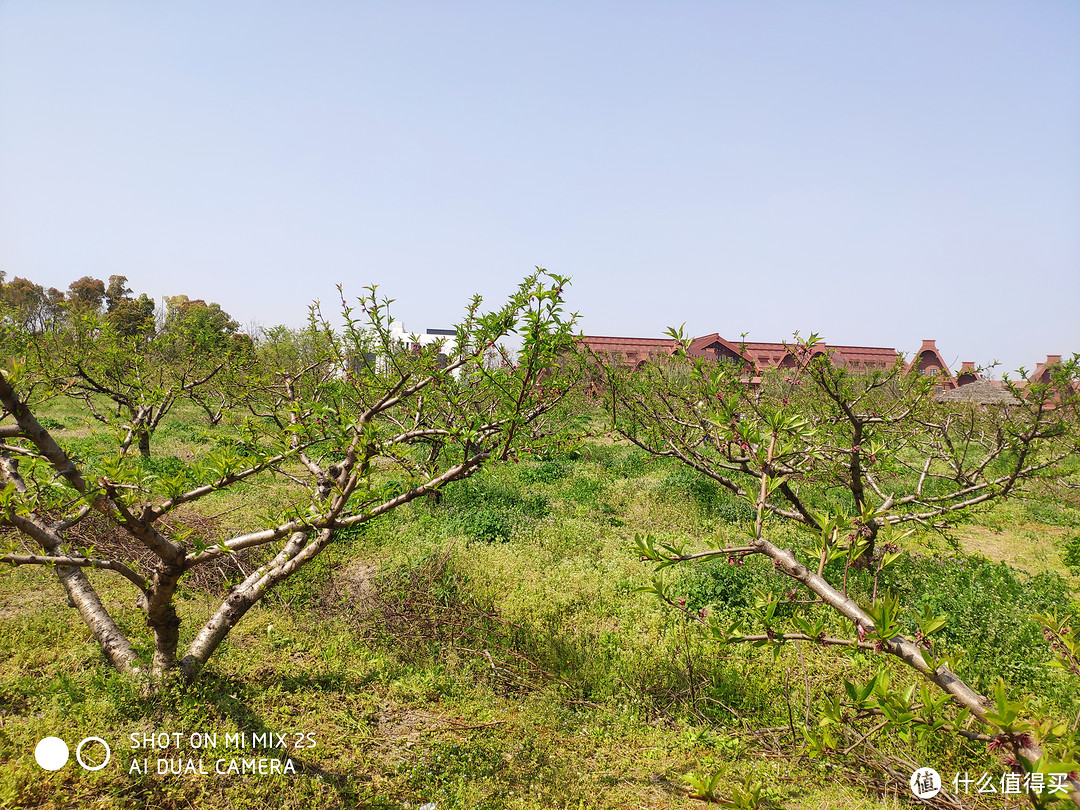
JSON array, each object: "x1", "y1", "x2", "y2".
[
  {"x1": 904, "y1": 339, "x2": 952, "y2": 377},
  {"x1": 1030, "y1": 354, "x2": 1063, "y2": 384},
  {"x1": 686, "y1": 333, "x2": 748, "y2": 360},
  {"x1": 956, "y1": 361, "x2": 980, "y2": 386}
]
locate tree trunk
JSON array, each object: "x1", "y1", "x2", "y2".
[
  {"x1": 182, "y1": 531, "x2": 320, "y2": 680},
  {"x1": 145, "y1": 565, "x2": 184, "y2": 678},
  {"x1": 55, "y1": 563, "x2": 142, "y2": 676}
]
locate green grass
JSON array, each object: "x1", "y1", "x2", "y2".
[{"x1": 2, "y1": 398, "x2": 1079, "y2": 808}]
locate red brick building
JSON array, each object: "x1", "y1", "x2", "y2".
[
  {"x1": 581, "y1": 333, "x2": 1076, "y2": 404},
  {"x1": 1029, "y1": 354, "x2": 1064, "y2": 385},
  {"x1": 582, "y1": 332, "x2": 909, "y2": 378},
  {"x1": 1014, "y1": 354, "x2": 1078, "y2": 406},
  {"x1": 956, "y1": 361, "x2": 980, "y2": 387},
  {"x1": 577, "y1": 335, "x2": 679, "y2": 369}
]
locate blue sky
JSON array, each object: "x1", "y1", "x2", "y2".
[{"x1": 1, "y1": 1, "x2": 1077, "y2": 375}]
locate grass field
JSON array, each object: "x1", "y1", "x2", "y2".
[{"x1": 2, "y1": 401, "x2": 1079, "y2": 809}]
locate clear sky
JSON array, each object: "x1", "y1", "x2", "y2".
[{"x1": 1, "y1": 1, "x2": 1077, "y2": 375}]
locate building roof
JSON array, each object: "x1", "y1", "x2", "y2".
[
  {"x1": 737, "y1": 341, "x2": 898, "y2": 369},
  {"x1": 831, "y1": 344, "x2": 902, "y2": 366},
  {"x1": 1030, "y1": 354, "x2": 1064, "y2": 384},
  {"x1": 578, "y1": 335, "x2": 677, "y2": 365},
  {"x1": 904, "y1": 339, "x2": 951, "y2": 374},
  {"x1": 934, "y1": 379, "x2": 1020, "y2": 405},
  {"x1": 579, "y1": 332, "x2": 962, "y2": 382},
  {"x1": 685, "y1": 333, "x2": 749, "y2": 361},
  {"x1": 956, "y1": 361, "x2": 980, "y2": 386}
]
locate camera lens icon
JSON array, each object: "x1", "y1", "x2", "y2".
[
  {"x1": 76, "y1": 737, "x2": 111, "y2": 771},
  {"x1": 34, "y1": 737, "x2": 111, "y2": 771}
]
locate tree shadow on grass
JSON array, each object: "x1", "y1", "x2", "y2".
[{"x1": 149, "y1": 670, "x2": 402, "y2": 808}]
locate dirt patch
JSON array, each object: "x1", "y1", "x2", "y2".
[
  {"x1": 377, "y1": 707, "x2": 443, "y2": 742},
  {"x1": 0, "y1": 574, "x2": 60, "y2": 620},
  {"x1": 951, "y1": 523, "x2": 1067, "y2": 575},
  {"x1": 337, "y1": 561, "x2": 379, "y2": 606}
]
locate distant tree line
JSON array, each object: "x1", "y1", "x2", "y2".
[
  {"x1": 0, "y1": 271, "x2": 239, "y2": 342},
  {"x1": 0, "y1": 271, "x2": 246, "y2": 456}
]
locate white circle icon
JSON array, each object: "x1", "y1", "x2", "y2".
[
  {"x1": 34, "y1": 737, "x2": 69, "y2": 771},
  {"x1": 910, "y1": 767, "x2": 942, "y2": 799},
  {"x1": 76, "y1": 737, "x2": 111, "y2": 771}
]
